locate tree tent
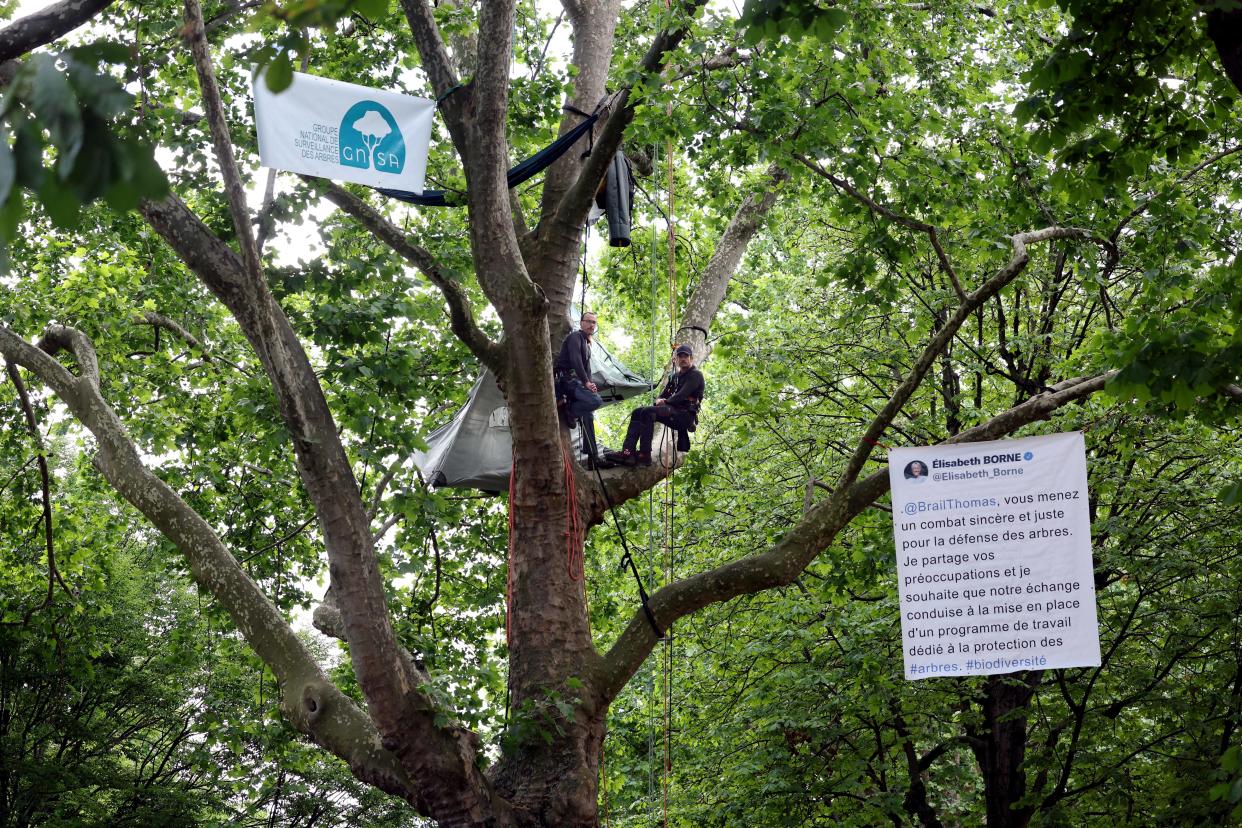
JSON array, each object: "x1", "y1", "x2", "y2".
[{"x1": 414, "y1": 322, "x2": 651, "y2": 490}]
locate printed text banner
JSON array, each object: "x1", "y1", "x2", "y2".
[
  {"x1": 888, "y1": 432, "x2": 1100, "y2": 680},
  {"x1": 253, "y1": 71, "x2": 434, "y2": 193}
]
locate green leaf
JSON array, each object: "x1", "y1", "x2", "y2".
[
  {"x1": 811, "y1": 8, "x2": 848, "y2": 42},
  {"x1": 265, "y1": 53, "x2": 294, "y2": 93},
  {"x1": 13, "y1": 122, "x2": 43, "y2": 189},
  {"x1": 354, "y1": 0, "x2": 389, "y2": 21},
  {"x1": 120, "y1": 138, "x2": 169, "y2": 199},
  {"x1": 28, "y1": 54, "x2": 84, "y2": 173},
  {"x1": 1221, "y1": 481, "x2": 1242, "y2": 506},
  {"x1": 66, "y1": 58, "x2": 133, "y2": 119},
  {"x1": 103, "y1": 178, "x2": 140, "y2": 211},
  {"x1": 38, "y1": 178, "x2": 81, "y2": 228},
  {"x1": 0, "y1": 130, "x2": 13, "y2": 205},
  {"x1": 0, "y1": 188, "x2": 22, "y2": 241},
  {"x1": 68, "y1": 40, "x2": 132, "y2": 64}
]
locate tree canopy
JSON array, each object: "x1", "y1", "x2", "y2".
[{"x1": 0, "y1": 0, "x2": 1240, "y2": 825}]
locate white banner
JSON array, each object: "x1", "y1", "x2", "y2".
[
  {"x1": 888, "y1": 432, "x2": 1100, "y2": 680},
  {"x1": 253, "y1": 70, "x2": 435, "y2": 192}
]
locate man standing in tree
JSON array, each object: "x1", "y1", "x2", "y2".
[
  {"x1": 608, "y1": 344, "x2": 704, "y2": 467},
  {"x1": 555, "y1": 311, "x2": 606, "y2": 466}
]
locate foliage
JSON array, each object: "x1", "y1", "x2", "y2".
[
  {"x1": 1, "y1": 0, "x2": 1240, "y2": 824},
  {"x1": 0, "y1": 44, "x2": 167, "y2": 270}
]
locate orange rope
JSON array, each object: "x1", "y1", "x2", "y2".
[
  {"x1": 601, "y1": 734, "x2": 611, "y2": 827},
  {"x1": 506, "y1": 461, "x2": 516, "y2": 650},
  {"x1": 662, "y1": 471, "x2": 674, "y2": 828},
  {"x1": 662, "y1": 91, "x2": 677, "y2": 828},
  {"x1": 562, "y1": 443, "x2": 584, "y2": 581}
]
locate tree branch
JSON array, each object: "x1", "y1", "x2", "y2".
[
  {"x1": 312, "y1": 179, "x2": 505, "y2": 374},
  {"x1": 534, "y1": 0, "x2": 624, "y2": 235},
  {"x1": 134, "y1": 311, "x2": 212, "y2": 361},
  {"x1": 135, "y1": 192, "x2": 501, "y2": 822},
  {"x1": 0, "y1": 323, "x2": 422, "y2": 808},
  {"x1": 579, "y1": 166, "x2": 789, "y2": 519},
  {"x1": 183, "y1": 0, "x2": 262, "y2": 282},
  {"x1": 0, "y1": 0, "x2": 116, "y2": 63},
  {"x1": 1109, "y1": 144, "x2": 1242, "y2": 243},
  {"x1": 37, "y1": 325, "x2": 100, "y2": 390},
  {"x1": 676, "y1": 163, "x2": 789, "y2": 359},
  {"x1": 835, "y1": 228, "x2": 1115, "y2": 492},
  {"x1": 402, "y1": 0, "x2": 542, "y2": 339},
  {"x1": 3, "y1": 358, "x2": 73, "y2": 616},
  {"x1": 543, "y1": 0, "x2": 709, "y2": 264},
  {"x1": 672, "y1": 45, "x2": 751, "y2": 82},
  {"x1": 597, "y1": 369, "x2": 1116, "y2": 700},
  {"x1": 398, "y1": 0, "x2": 460, "y2": 101},
  {"x1": 793, "y1": 152, "x2": 967, "y2": 300},
  {"x1": 368, "y1": 459, "x2": 402, "y2": 521}
]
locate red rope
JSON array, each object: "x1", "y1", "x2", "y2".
[
  {"x1": 506, "y1": 461, "x2": 516, "y2": 650},
  {"x1": 562, "y1": 444, "x2": 584, "y2": 581}
]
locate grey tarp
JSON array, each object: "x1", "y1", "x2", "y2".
[{"x1": 413, "y1": 329, "x2": 651, "y2": 491}]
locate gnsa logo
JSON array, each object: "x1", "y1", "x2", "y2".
[{"x1": 338, "y1": 101, "x2": 405, "y2": 174}]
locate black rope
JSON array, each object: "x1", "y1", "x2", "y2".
[
  {"x1": 436, "y1": 82, "x2": 465, "y2": 106},
  {"x1": 677, "y1": 324, "x2": 708, "y2": 338},
  {"x1": 581, "y1": 417, "x2": 665, "y2": 639},
  {"x1": 580, "y1": 226, "x2": 589, "y2": 313}
]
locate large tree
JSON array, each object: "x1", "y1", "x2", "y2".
[{"x1": 0, "y1": 0, "x2": 1239, "y2": 825}]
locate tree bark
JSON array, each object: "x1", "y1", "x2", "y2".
[
  {"x1": 677, "y1": 164, "x2": 789, "y2": 360},
  {"x1": 0, "y1": 0, "x2": 117, "y2": 63},
  {"x1": 1207, "y1": 7, "x2": 1242, "y2": 96},
  {"x1": 969, "y1": 673, "x2": 1042, "y2": 828}
]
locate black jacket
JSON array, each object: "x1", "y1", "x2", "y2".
[
  {"x1": 661, "y1": 367, "x2": 704, "y2": 413},
  {"x1": 598, "y1": 151, "x2": 634, "y2": 247},
  {"x1": 554, "y1": 330, "x2": 593, "y2": 385}
]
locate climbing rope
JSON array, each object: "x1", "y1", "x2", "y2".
[
  {"x1": 504, "y1": 461, "x2": 516, "y2": 724},
  {"x1": 581, "y1": 415, "x2": 664, "y2": 638},
  {"x1": 562, "y1": 442, "x2": 585, "y2": 581},
  {"x1": 661, "y1": 83, "x2": 678, "y2": 826},
  {"x1": 580, "y1": 224, "x2": 590, "y2": 314},
  {"x1": 506, "y1": 462, "x2": 517, "y2": 651}
]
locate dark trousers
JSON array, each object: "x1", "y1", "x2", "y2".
[
  {"x1": 563, "y1": 379, "x2": 603, "y2": 456},
  {"x1": 622, "y1": 405, "x2": 690, "y2": 455}
]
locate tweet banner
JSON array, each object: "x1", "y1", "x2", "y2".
[
  {"x1": 253, "y1": 71, "x2": 434, "y2": 192},
  {"x1": 888, "y1": 432, "x2": 1100, "y2": 680}
]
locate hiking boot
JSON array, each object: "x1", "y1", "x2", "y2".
[
  {"x1": 603, "y1": 450, "x2": 631, "y2": 464},
  {"x1": 632, "y1": 451, "x2": 652, "y2": 467}
]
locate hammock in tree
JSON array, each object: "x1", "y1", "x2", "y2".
[{"x1": 377, "y1": 110, "x2": 601, "y2": 207}]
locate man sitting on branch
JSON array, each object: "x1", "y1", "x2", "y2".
[{"x1": 608, "y1": 343, "x2": 704, "y2": 467}]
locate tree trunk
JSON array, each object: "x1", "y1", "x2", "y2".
[
  {"x1": 486, "y1": 297, "x2": 606, "y2": 825},
  {"x1": 489, "y1": 709, "x2": 606, "y2": 826},
  {"x1": 972, "y1": 672, "x2": 1042, "y2": 828}
]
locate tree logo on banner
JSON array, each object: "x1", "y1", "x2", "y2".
[{"x1": 338, "y1": 101, "x2": 406, "y2": 174}]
